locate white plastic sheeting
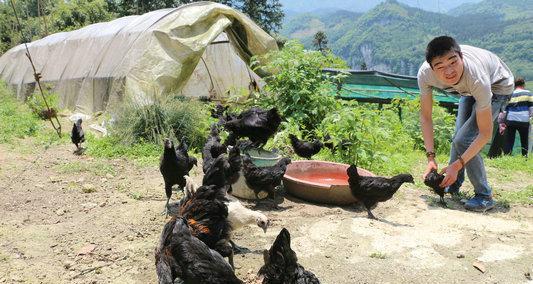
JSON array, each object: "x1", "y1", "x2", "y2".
[{"x1": 0, "y1": 1, "x2": 277, "y2": 114}]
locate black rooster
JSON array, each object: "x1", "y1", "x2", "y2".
[
  {"x1": 155, "y1": 217, "x2": 242, "y2": 284},
  {"x1": 224, "y1": 107, "x2": 281, "y2": 148},
  {"x1": 242, "y1": 155, "x2": 291, "y2": 200},
  {"x1": 347, "y1": 165, "x2": 414, "y2": 220},
  {"x1": 289, "y1": 134, "x2": 323, "y2": 159},
  {"x1": 71, "y1": 118, "x2": 85, "y2": 151},
  {"x1": 178, "y1": 183, "x2": 235, "y2": 268},
  {"x1": 258, "y1": 228, "x2": 320, "y2": 284},
  {"x1": 159, "y1": 139, "x2": 190, "y2": 215},
  {"x1": 424, "y1": 169, "x2": 446, "y2": 207}
]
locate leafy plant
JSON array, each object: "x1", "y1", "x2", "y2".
[
  {"x1": 250, "y1": 40, "x2": 347, "y2": 131},
  {"x1": 398, "y1": 97, "x2": 455, "y2": 155}
]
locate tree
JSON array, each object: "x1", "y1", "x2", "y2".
[
  {"x1": 313, "y1": 31, "x2": 327, "y2": 52},
  {"x1": 360, "y1": 62, "x2": 367, "y2": 70},
  {"x1": 239, "y1": 0, "x2": 283, "y2": 34}
]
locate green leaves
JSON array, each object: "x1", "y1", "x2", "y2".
[{"x1": 252, "y1": 41, "x2": 346, "y2": 131}]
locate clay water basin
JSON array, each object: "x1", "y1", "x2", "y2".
[{"x1": 283, "y1": 160, "x2": 375, "y2": 205}]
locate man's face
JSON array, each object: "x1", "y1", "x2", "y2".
[{"x1": 430, "y1": 50, "x2": 464, "y2": 85}]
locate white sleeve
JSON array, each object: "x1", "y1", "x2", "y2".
[
  {"x1": 470, "y1": 77, "x2": 492, "y2": 110},
  {"x1": 417, "y1": 66, "x2": 433, "y2": 97}
]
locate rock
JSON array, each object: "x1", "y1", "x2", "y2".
[
  {"x1": 473, "y1": 260, "x2": 486, "y2": 273},
  {"x1": 457, "y1": 254, "x2": 465, "y2": 258},
  {"x1": 100, "y1": 178, "x2": 108, "y2": 183},
  {"x1": 77, "y1": 244, "x2": 97, "y2": 255},
  {"x1": 49, "y1": 176, "x2": 62, "y2": 183},
  {"x1": 64, "y1": 260, "x2": 75, "y2": 269},
  {"x1": 99, "y1": 202, "x2": 107, "y2": 207},
  {"x1": 10, "y1": 275, "x2": 23, "y2": 282},
  {"x1": 127, "y1": 235, "x2": 134, "y2": 241},
  {"x1": 55, "y1": 208, "x2": 66, "y2": 216},
  {"x1": 525, "y1": 272, "x2": 532, "y2": 280},
  {"x1": 82, "y1": 184, "x2": 96, "y2": 193},
  {"x1": 81, "y1": 202, "x2": 98, "y2": 210}
]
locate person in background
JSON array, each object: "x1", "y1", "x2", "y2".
[
  {"x1": 418, "y1": 36, "x2": 514, "y2": 212},
  {"x1": 500, "y1": 77, "x2": 533, "y2": 156}
]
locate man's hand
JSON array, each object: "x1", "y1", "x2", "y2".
[
  {"x1": 439, "y1": 161, "x2": 462, "y2": 187},
  {"x1": 423, "y1": 159, "x2": 438, "y2": 179},
  {"x1": 498, "y1": 122, "x2": 506, "y2": 135}
]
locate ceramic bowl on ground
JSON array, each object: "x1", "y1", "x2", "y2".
[{"x1": 283, "y1": 160, "x2": 375, "y2": 205}]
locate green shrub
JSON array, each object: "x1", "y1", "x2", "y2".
[
  {"x1": 250, "y1": 40, "x2": 346, "y2": 131},
  {"x1": 318, "y1": 101, "x2": 416, "y2": 172},
  {"x1": 399, "y1": 97, "x2": 455, "y2": 155},
  {"x1": 109, "y1": 96, "x2": 210, "y2": 150}
]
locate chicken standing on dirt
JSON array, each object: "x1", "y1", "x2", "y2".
[
  {"x1": 242, "y1": 155, "x2": 291, "y2": 201},
  {"x1": 223, "y1": 107, "x2": 281, "y2": 148},
  {"x1": 155, "y1": 217, "x2": 242, "y2": 284},
  {"x1": 159, "y1": 138, "x2": 191, "y2": 215},
  {"x1": 347, "y1": 165, "x2": 414, "y2": 220},
  {"x1": 226, "y1": 194, "x2": 269, "y2": 253},
  {"x1": 289, "y1": 134, "x2": 323, "y2": 159},
  {"x1": 424, "y1": 169, "x2": 447, "y2": 206},
  {"x1": 258, "y1": 228, "x2": 320, "y2": 284},
  {"x1": 178, "y1": 181, "x2": 235, "y2": 268},
  {"x1": 71, "y1": 118, "x2": 85, "y2": 152}
]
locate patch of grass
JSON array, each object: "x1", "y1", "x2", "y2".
[
  {"x1": 130, "y1": 191, "x2": 143, "y2": 200},
  {"x1": 494, "y1": 185, "x2": 533, "y2": 206},
  {"x1": 85, "y1": 134, "x2": 160, "y2": 166},
  {"x1": 0, "y1": 82, "x2": 41, "y2": 143},
  {"x1": 57, "y1": 160, "x2": 115, "y2": 176},
  {"x1": 369, "y1": 252, "x2": 387, "y2": 259},
  {"x1": 485, "y1": 155, "x2": 533, "y2": 174}
]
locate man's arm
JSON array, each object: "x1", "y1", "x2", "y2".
[{"x1": 440, "y1": 107, "x2": 493, "y2": 187}]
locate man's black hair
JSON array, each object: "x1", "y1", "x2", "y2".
[
  {"x1": 514, "y1": 77, "x2": 525, "y2": 88},
  {"x1": 426, "y1": 36, "x2": 462, "y2": 68}
]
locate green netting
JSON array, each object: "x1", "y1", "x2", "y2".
[{"x1": 324, "y1": 69, "x2": 460, "y2": 105}]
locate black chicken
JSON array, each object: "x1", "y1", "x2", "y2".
[
  {"x1": 176, "y1": 139, "x2": 197, "y2": 174},
  {"x1": 224, "y1": 107, "x2": 281, "y2": 148},
  {"x1": 347, "y1": 165, "x2": 414, "y2": 220},
  {"x1": 289, "y1": 134, "x2": 323, "y2": 159},
  {"x1": 71, "y1": 118, "x2": 85, "y2": 151},
  {"x1": 258, "y1": 228, "x2": 320, "y2": 284},
  {"x1": 155, "y1": 217, "x2": 242, "y2": 284},
  {"x1": 211, "y1": 103, "x2": 228, "y2": 119},
  {"x1": 242, "y1": 155, "x2": 291, "y2": 200},
  {"x1": 202, "y1": 145, "x2": 241, "y2": 194},
  {"x1": 202, "y1": 124, "x2": 227, "y2": 173},
  {"x1": 160, "y1": 138, "x2": 190, "y2": 215},
  {"x1": 424, "y1": 169, "x2": 446, "y2": 207},
  {"x1": 225, "y1": 145, "x2": 242, "y2": 189},
  {"x1": 178, "y1": 183, "x2": 235, "y2": 268}
]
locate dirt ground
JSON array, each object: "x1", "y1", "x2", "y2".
[{"x1": 0, "y1": 136, "x2": 532, "y2": 284}]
